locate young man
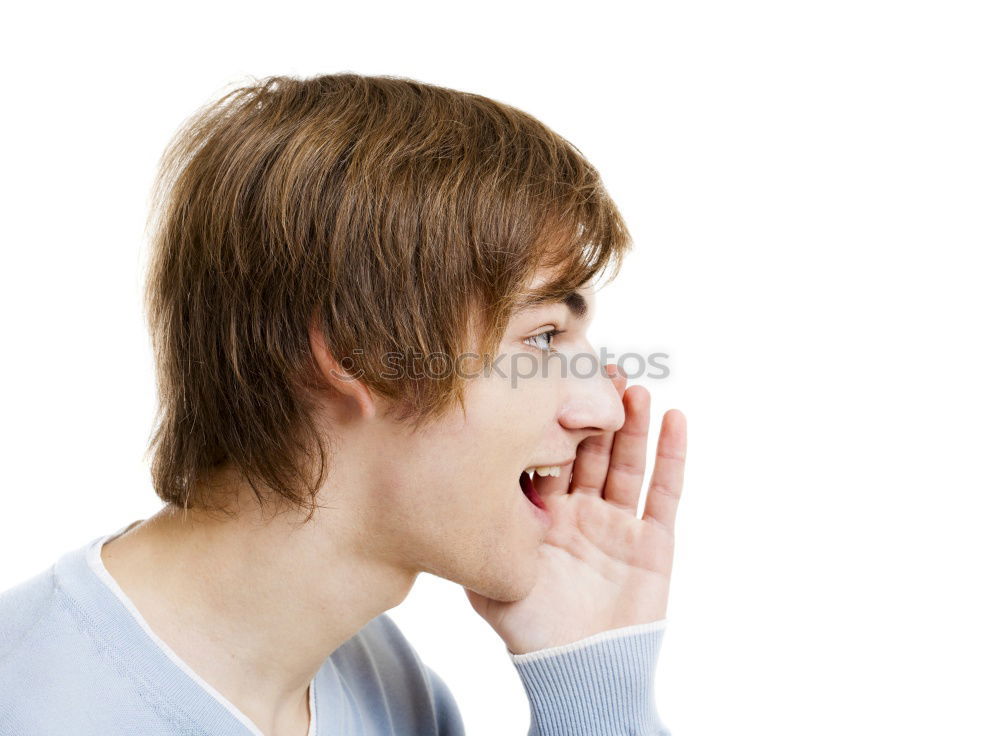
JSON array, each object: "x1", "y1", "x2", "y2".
[{"x1": 0, "y1": 73, "x2": 687, "y2": 735}]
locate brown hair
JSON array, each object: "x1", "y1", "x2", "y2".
[{"x1": 145, "y1": 73, "x2": 632, "y2": 515}]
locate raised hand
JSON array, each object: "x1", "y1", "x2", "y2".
[{"x1": 465, "y1": 366, "x2": 688, "y2": 655}]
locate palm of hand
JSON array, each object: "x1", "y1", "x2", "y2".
[{"x1": 466, "y1": 372, "x2": 687, "y2": 655}]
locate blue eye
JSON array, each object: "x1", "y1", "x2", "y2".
[{"x1": 524, "y1": 329, "x2": 565, "y2": 353}]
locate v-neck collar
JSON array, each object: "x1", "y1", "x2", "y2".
[{"x1": 54, "y1": 521, "x2": 319, "y2": 736}]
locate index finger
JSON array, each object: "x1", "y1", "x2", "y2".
[{"x1": 568, "y1": 364, "x2": 627, "y2": 497}]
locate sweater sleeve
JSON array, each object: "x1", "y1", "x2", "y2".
[{"x1": 507, "y1": 619, "x2": 671, "y2": 736}]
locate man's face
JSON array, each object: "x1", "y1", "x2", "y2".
[{"x1": 360, "y1": 275, "x2": 626, "y2": 601}]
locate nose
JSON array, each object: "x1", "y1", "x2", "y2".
[{"x1": 558, "y1": 357, "x2": 626, "y2": 437}]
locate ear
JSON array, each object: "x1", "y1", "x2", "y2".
[{"x1": 308, "y1": 323, "x2": 376, "y2": 420}]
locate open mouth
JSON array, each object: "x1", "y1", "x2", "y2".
[{"x1": 519, "y1": 471, "x2": 547, "y2": 510}]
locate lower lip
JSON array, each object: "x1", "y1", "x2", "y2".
[{"x1": 519, "y1": 471, "x2": 551, "y2": 527}]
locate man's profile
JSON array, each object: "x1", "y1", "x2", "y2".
[{"x1": 0, "y1": 73, "x2": 687, "y2": 736}]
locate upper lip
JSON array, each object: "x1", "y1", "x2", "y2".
[{"x1": 525, "y1": 458, "x2": 574, "y2": 469}]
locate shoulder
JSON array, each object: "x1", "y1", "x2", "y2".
[
  {"x1": 0, "y1": 547, "x2": 170, "y2": 736},
  {"x1": 0, "y1": 565, "x2": 59, "y2": 664},
  {"x1": 0, "y1": 564, "x2": 93, "y2": 734}
]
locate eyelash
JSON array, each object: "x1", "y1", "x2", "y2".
[{"x1": 523, "y1": 329, "x2": 566, "y2": 354}]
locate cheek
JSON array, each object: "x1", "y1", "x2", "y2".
[
  {"x1": 376, "y1": 373, "x2": 560, "y2": 517},
  {"x1": 377, "y1": 415, "x2": 511, "y2": 510},
  {"x1": 504, "y1": 375, "x2": 562, "y2": 434},
  {"x1": 464, "y1": 389, "x2": 549, "y2": 466}
]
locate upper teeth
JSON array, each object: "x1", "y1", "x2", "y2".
[{"x1": 527, "y1": 466, "x2": 561, "y2": 477}]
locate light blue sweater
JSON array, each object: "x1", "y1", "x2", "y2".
[{"x1": 0, "y1": 527, "x2": 671, "y2": 735}]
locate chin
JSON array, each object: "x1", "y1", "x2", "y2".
[
  {"x1": 488, "y1": 580, "x2": 535, "y2": 603},
  {"x1": 466, "y1": 548, "x2": 541, "y2": 603}
]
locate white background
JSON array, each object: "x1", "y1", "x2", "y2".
[{"x1": 1, "y1": 2, "x2": 998, "y2": 734}]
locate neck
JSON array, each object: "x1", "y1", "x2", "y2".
[{"x1": 101, "y1": 486, "x2": 417, "y2": 735}]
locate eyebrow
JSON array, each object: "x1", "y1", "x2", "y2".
[
  {"x1": 561, "y1": 291, "x2": 588, "y2": 319},
  {"x1": 514, "y1": 289, "x2": 589, "y2": 319}
]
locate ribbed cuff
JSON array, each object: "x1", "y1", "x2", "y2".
[{"x1": 508, "y1": 620, "x2": 670, "y2": 736}]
